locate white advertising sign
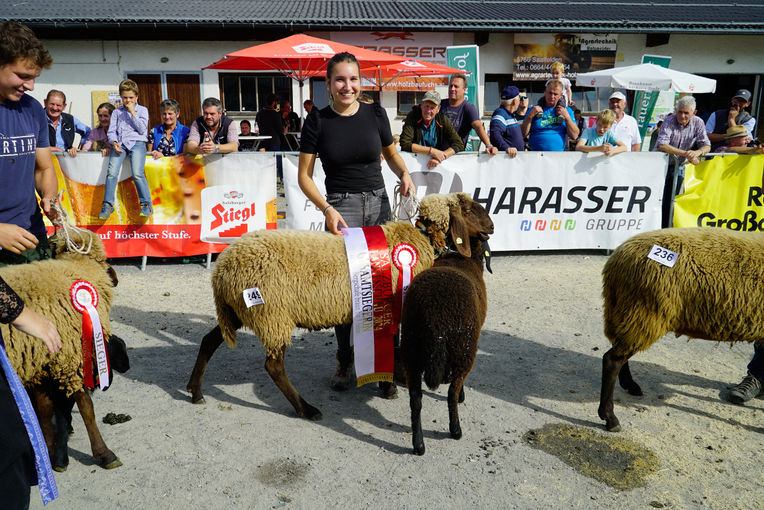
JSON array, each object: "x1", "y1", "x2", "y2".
[
  {"x1": 283, "y1": 152, "x2": 668, "y2": 251},
  {"x1": 200, "y1": 153, "x2": 276, "y2": 243}
]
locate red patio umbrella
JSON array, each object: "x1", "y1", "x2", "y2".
[{"x1": 205, "y1": 34, "x2": 408, "y2": 113}]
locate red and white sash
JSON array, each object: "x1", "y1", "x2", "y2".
[
  {"x1": 343, "y1": 227, "x2": 394, "y2": 386},
  {"x1": 70, "y1": 281, "x2": 110, "y2": 390}
]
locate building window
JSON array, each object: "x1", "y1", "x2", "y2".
[
  {"x1": 484, "y1": 74, "x2": 513, "y2": 116},
  {"x1": 219, "y1": 73, "x2": 291, "y2": 113},
  {"x1": 397, "y1": 91, "x2": 428, "y2": 116}
]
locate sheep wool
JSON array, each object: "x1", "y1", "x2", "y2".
[
  {"x1": 212, "y1": 221, "x2": 435, "y2": 357},
  {"x1": 603, "y1": 227, "x2": 764, "y2": 356},
  {"x1": 599, "y1": 227, "x2": 764, "y2": 432},
  {"x1": 0, "y1": 229, "x2": 116, "y2": 395}
]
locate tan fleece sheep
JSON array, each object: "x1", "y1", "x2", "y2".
[
  {"x1": 187, "y1": 193, "x2": 485, "y2": 420},
  {"x1": 599, "y1": 227, "x2": 764, "y2": 432},
  {"x1": 0, "y1": 228, "x2": 122, "y2": 468}
]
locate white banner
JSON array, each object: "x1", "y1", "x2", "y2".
[
  {"x1": 283, "y1": 152, "x2": 668, "y2": 251},
  {"x1": 200, "y1": 153, "x2": 277, "y2": 243}
]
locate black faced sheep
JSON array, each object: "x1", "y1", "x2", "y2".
[
  {"x1": 599, "y1": 227, "x2": 764, "y2": 432},
  {"x1": 186, "y1": 193, "x2": 486, "y2": 421},
  {"x1": 400, "y1": 195, "x2": 494, "y2": 455},
  {"x1": 0, "y1": 227, "x2": 123, "y2": 469}
]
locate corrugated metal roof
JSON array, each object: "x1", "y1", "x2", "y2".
[{"x1": 3, "y1": 1, "x2": 764, "y2": 34}]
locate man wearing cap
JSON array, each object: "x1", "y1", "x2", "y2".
[
  {"x1": 521, "y1": 79, "x2": 579, "y2": 152},
  {"x1": 706, "y1": 89, "x2": 756, "y2": 152},
  {"x1": 400, "y1": 90, "x2": 464, "y2": 169},
  {"x1": 489, "y1": 85, "x2": 524, "y2": 157},
  {"x1": 609, "y1": 91, "x2": 642, "y2": 152},
  {"x1": 439, "y1": 74, "x2": 497, "y2": 155}
]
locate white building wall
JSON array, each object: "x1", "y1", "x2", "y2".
[{"x1": 31, "y1": 32, "x2": 764, "y2": 138}]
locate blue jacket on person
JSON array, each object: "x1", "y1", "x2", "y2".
[{"x1": 150, "y1": 123, "x2": 190, "y2": 155}]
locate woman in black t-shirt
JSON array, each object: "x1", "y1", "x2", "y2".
[{"x1": 298, "y1": 52, "x2": 415, "y2": 396}]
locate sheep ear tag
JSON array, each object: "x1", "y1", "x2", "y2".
[
  {"x1": 70, "y1": 280, "x2": 110, "y2": 390},
  {"x1": 392, "y1": 243, "x2": 419, "y2": 327}
]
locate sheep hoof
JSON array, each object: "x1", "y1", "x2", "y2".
[
  {"x1": 379, "y1": 381, "x2": 398, "y2": 399},
  {"x1": 191, "y1": 395, "x2": 206, "y2": 405},
  {"x1": 52, "y1": 465, "x2": 67, "y2": 473},
  {"x1": 605, "y1": 418, "x2": 622, "y2": 432},
  {"x1": 102, "y1": 458, "x2": 123, "y2": 469},
  {"x1": 301, "y1": 404, "x2": 322, "y2": 421},
  {"x1": 450, "y1": 425, "x2": 462, "y2": 440},
  {"x1": 413, "y1": 444, "x2": 425, "y2": 456},
  {"x1": 627, "y1": 384, "x2": 643, "y2": 396}
]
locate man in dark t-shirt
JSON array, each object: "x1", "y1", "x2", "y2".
[
  {"x1": 256, "y1": 93, "x2": 282, "y2": 151},
  {"x1": 439, "y1": 74, "x2": 497, "y2": 155},
  {"x1": 0, "y1": 23, "x2": 58, "y2": 266}
]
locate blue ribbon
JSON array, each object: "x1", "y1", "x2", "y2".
[{"x1": 0, "y1": 331, "x2": 58, "y2": 505}]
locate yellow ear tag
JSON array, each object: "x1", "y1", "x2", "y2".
[
  {"x1": 456, "y1": 237, "x2": 463, "y2": 244},
  {"x1": 485, "y1": 250, "x2": 489, "y2": 257}
]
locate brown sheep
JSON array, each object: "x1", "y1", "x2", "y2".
[
  {"x1": 599, "y1": 227, "x2": 764, "y2": 432},
  {"x1": 400, "y1": 195, "x2": 494, "y2": 455},
  {"x1": 186, "y1": 193, "x2": 486, "y2": 420},
  {"x1": 0, "y1": 228, "x2": 122, "y2": 469}
]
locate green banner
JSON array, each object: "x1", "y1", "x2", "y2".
[
  {"x1": 447, "y1": 45, "x2": 481, "y2": 149},
  {"x1": 633, "y1": 55, "x2": 671, "y2": 149}
]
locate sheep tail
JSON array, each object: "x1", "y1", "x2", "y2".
[
  {"x1": 216, "y1": 300, "x2": 241, "y2": 348},
  {"x1": 422, "y1": 336, "x2": 448, "y2": 390}
]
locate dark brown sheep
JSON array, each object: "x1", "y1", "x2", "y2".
[{"x1": 400, "y1": 195, "x2": 494, "y2": 455}]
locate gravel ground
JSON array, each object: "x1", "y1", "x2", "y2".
[{"x1": 30, "y1": 250, "x2": 763, "y2": 510}]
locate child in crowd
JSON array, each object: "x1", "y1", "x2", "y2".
[
  {"x1": 576, "y1": 109, "x2": 626, "y2": 156},
  {"x1": 81, "y1": 102, "x2": 115, "y2": 156},
  {"x1": 539, "y1": 61, "x2": 573, "y2": 108},
  {"x1": 100, "y1": 79, "x2": 152, "y2": 219}
]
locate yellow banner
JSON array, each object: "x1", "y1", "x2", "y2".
[{"x1": 674, "y1": 154, "x2": 764, "y2": 230}]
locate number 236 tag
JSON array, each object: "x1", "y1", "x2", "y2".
[
  {"x1": 243, "y1": 287, "x2": 265, "y2": 307},
  {"x1": 647, "y1": 244, "x2": 678, "y2": 267}
]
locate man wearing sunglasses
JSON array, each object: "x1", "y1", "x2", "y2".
[{"x1": 515, "y1": 89, "x2": 529, "y2": 118}]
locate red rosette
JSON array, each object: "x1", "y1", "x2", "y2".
[
  {"x1": 392, "y1": 243, "x2": 418, "y2": 331},
  {"x1": 70, "y1": 280, "x2": 99, "y2": 313},
  {"x1": 70, "y1": 280, "x2": 100, "y2": 388},
  {"x1": 392, "y1": 243, "x2": 418, "y2": 270}
]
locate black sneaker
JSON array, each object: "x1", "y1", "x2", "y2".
[{"x1": 728, "y1": 373, "x2": 762, "y2": 404}]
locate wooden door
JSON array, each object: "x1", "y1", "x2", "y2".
[
  {"x1": 167, "y1": 74, "x2": 202, "y2": 128},
  {"x1": 127, "y1": 73, "x2": 162, "y2": 130}
]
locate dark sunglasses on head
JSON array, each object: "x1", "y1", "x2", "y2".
[{"x1": 519, "y1": 95, "x2": 527, "y2": 99}]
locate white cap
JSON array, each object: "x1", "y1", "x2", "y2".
[{"x1": 609, "y1": 91, "x2": 627, "y2": 101}]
